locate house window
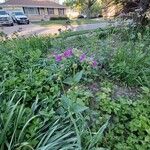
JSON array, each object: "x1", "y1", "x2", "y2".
[
  {"x1": 23, "y1": 7, "x2": 39, "y2": 15},
  {"x1": 48, "y1": 8, "x2": 54, "y2": 15},
  {"x1": 58, "y1": 8, "x2": 64, "y2": 15},
  {"x1": 39, "y1": 8, "x2": 45, "y2": 15}
]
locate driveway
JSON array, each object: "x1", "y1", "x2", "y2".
[
  {"x1": 0, "y1": 20, "x2": 124, "y2": 38},
  {"x1": 0, "y1": 23, "x2": 61, "y2": 37}
]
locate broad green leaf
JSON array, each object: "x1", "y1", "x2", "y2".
[
  {"x1": 88, "y1": 118, "x2": 110, "y2": 149},
  {"x1": 71, "y1": 103, "x2": 88, "y2": 113},
  {"x1": 63, "y1": 70, "x2": 84, "y2": 85},
  {"x1": 74, "y1": 70, "x2": 83, "y2": 83},
  {"x1": 61, "y1": 95, "x2": 73, "y2": 109},
  {"x1": 63, "y1": 77, "x2": 74, "y2": 85}
]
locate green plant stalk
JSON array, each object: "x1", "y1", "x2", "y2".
[
  {"x1": 8, "y1": 104, "x2": 25, "y2": 150},
  {"x1": 72, "y1": 65, "x2": 78, "y2": 88},
  {"x1": 73, "y1": 66, "x2": 76, "y2": 78},
  {"x1": 0, "y1": 99, "x2": 20, "y2": 148},
  {"x1": 16, "y1": 144, "x2": 34, "y2": 150},
  {"x1": 69, "y1": 111, "x2": 82, "y2": 150},
  {"x1": 18, "y1": 115, "x2": 39, "y2": 142},
  {"x1": 60, "y1": 78, "x2": 66, "y2": 95}
]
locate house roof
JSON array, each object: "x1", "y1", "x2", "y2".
[{"x1": 0, "y1": 0, "x2": 66, "y2": 8}]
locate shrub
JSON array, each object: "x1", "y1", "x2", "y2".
[
  {"x1": 109, "y1": 43, "x2": 150, "y2": 86},
  {"x1": 108, "y1": 28, "x2": 150, "y2": 87}
]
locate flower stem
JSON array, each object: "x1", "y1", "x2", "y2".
[
  {"x1": 60, "y1": 78, "x2": 66, "y2": 95},
  {"x1": 69, "y1": 111, "x2": 82, "y2": 150}
]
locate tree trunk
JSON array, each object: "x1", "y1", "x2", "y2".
[
  {"x1": 86, "y1": 0, "x2": 97, "y2": 18},
  {"x1": 87, "y1": 7, "x2": 91, "y2": 18}
]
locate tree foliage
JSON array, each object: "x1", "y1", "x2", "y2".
[
  {"x1": 101, "y1": 0, "x2": 150, "y2": 25},
  {"x1": 64, "y1": 0, "x2": 99, "y2": 18}
]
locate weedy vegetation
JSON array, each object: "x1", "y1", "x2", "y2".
[{"x1": 0, "y1": 26, "x2": 150, "y2": 150}]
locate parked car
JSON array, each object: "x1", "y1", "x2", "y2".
[
  {"x1": 11, "y1": 11, "x2": 29, "y2": 24},
  {"x1": 0, "y1": 10, "x2": 14, "y2": 26}
]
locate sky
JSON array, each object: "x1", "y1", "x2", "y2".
[
  {"x1": 60, "y1": 0, "x2": 64, "y2": 4},
  {"x1": 0, "y1": 0, "x2": 65, "y2": 4}
]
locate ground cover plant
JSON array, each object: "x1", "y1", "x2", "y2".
[{"x1": 0, "y1": 26, "x2": 150, "y2": 150}]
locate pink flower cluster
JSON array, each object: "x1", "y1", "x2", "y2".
[
  {"x1": 54, "y1": 48, "x2": 73, "y2": 62},
  {"x1": 53, "y1": 48, "x2": 98, "y2": 68}
]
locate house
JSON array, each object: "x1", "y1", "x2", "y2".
[{"x1": 0, "y1": 0, "x2": 67, "y2": 21}]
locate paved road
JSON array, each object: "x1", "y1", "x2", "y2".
[
  {"x1": 0, "y1": 24, "x2": 62, "y2": 37},
  {"x1": 0, "y1": 20, "x2": 123, "y2": 38}
]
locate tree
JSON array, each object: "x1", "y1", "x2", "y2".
[
  {"x1": 64, "y1": 0, "x2": 98, "y2": 18},
  {"x1": 121, "y1": 0, "x2": 150, "y2": 25},
  {"x1": 102, "y1": 0, "x2": 150, "y2": 25},
  {"x1": 85, "y1": 0, "x2": 98, "y2": 18}
]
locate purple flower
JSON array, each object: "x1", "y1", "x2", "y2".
[
  {"x1": 63, "y1": 48, "x2": 73, "y2": 58},
  {"x1": 92, "y1": 60, "x2": 98, "y2": 68},
  {"x1": 80, "y1": 53, "x2": 86, "y2": 62},
  {"x1": 55, "y1": 54, "x2": 63, "y2": 62}
]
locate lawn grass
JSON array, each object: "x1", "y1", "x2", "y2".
[{"x1": 35, "y1": 18, "x2": 102, "y2": 26}]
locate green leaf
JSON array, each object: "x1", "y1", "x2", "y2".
[
  {"x1": 71, "y1": 103, "x2": 88, "y2": 113},
  {"x1": 141, "y1": 86, "x2": 149, "y2": 94},
  {"x1": 61, "y1": 95, "x2": 88, "y2": 113},
  {"x1": 63, "y1": 77, "x2": 74, "y2": 85},
  {"x1": 74, "y1": 70, "x2": 83, "y2": 83},
  {"x1": 88, "y1": 118, "x2": 110, "y2": 149},
  {"x1": 63, "y1": 71, "x2": 84, "y2": 85},
  {"x1": 61, "y1": 95, "x2": 73, "y2": 109}
]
